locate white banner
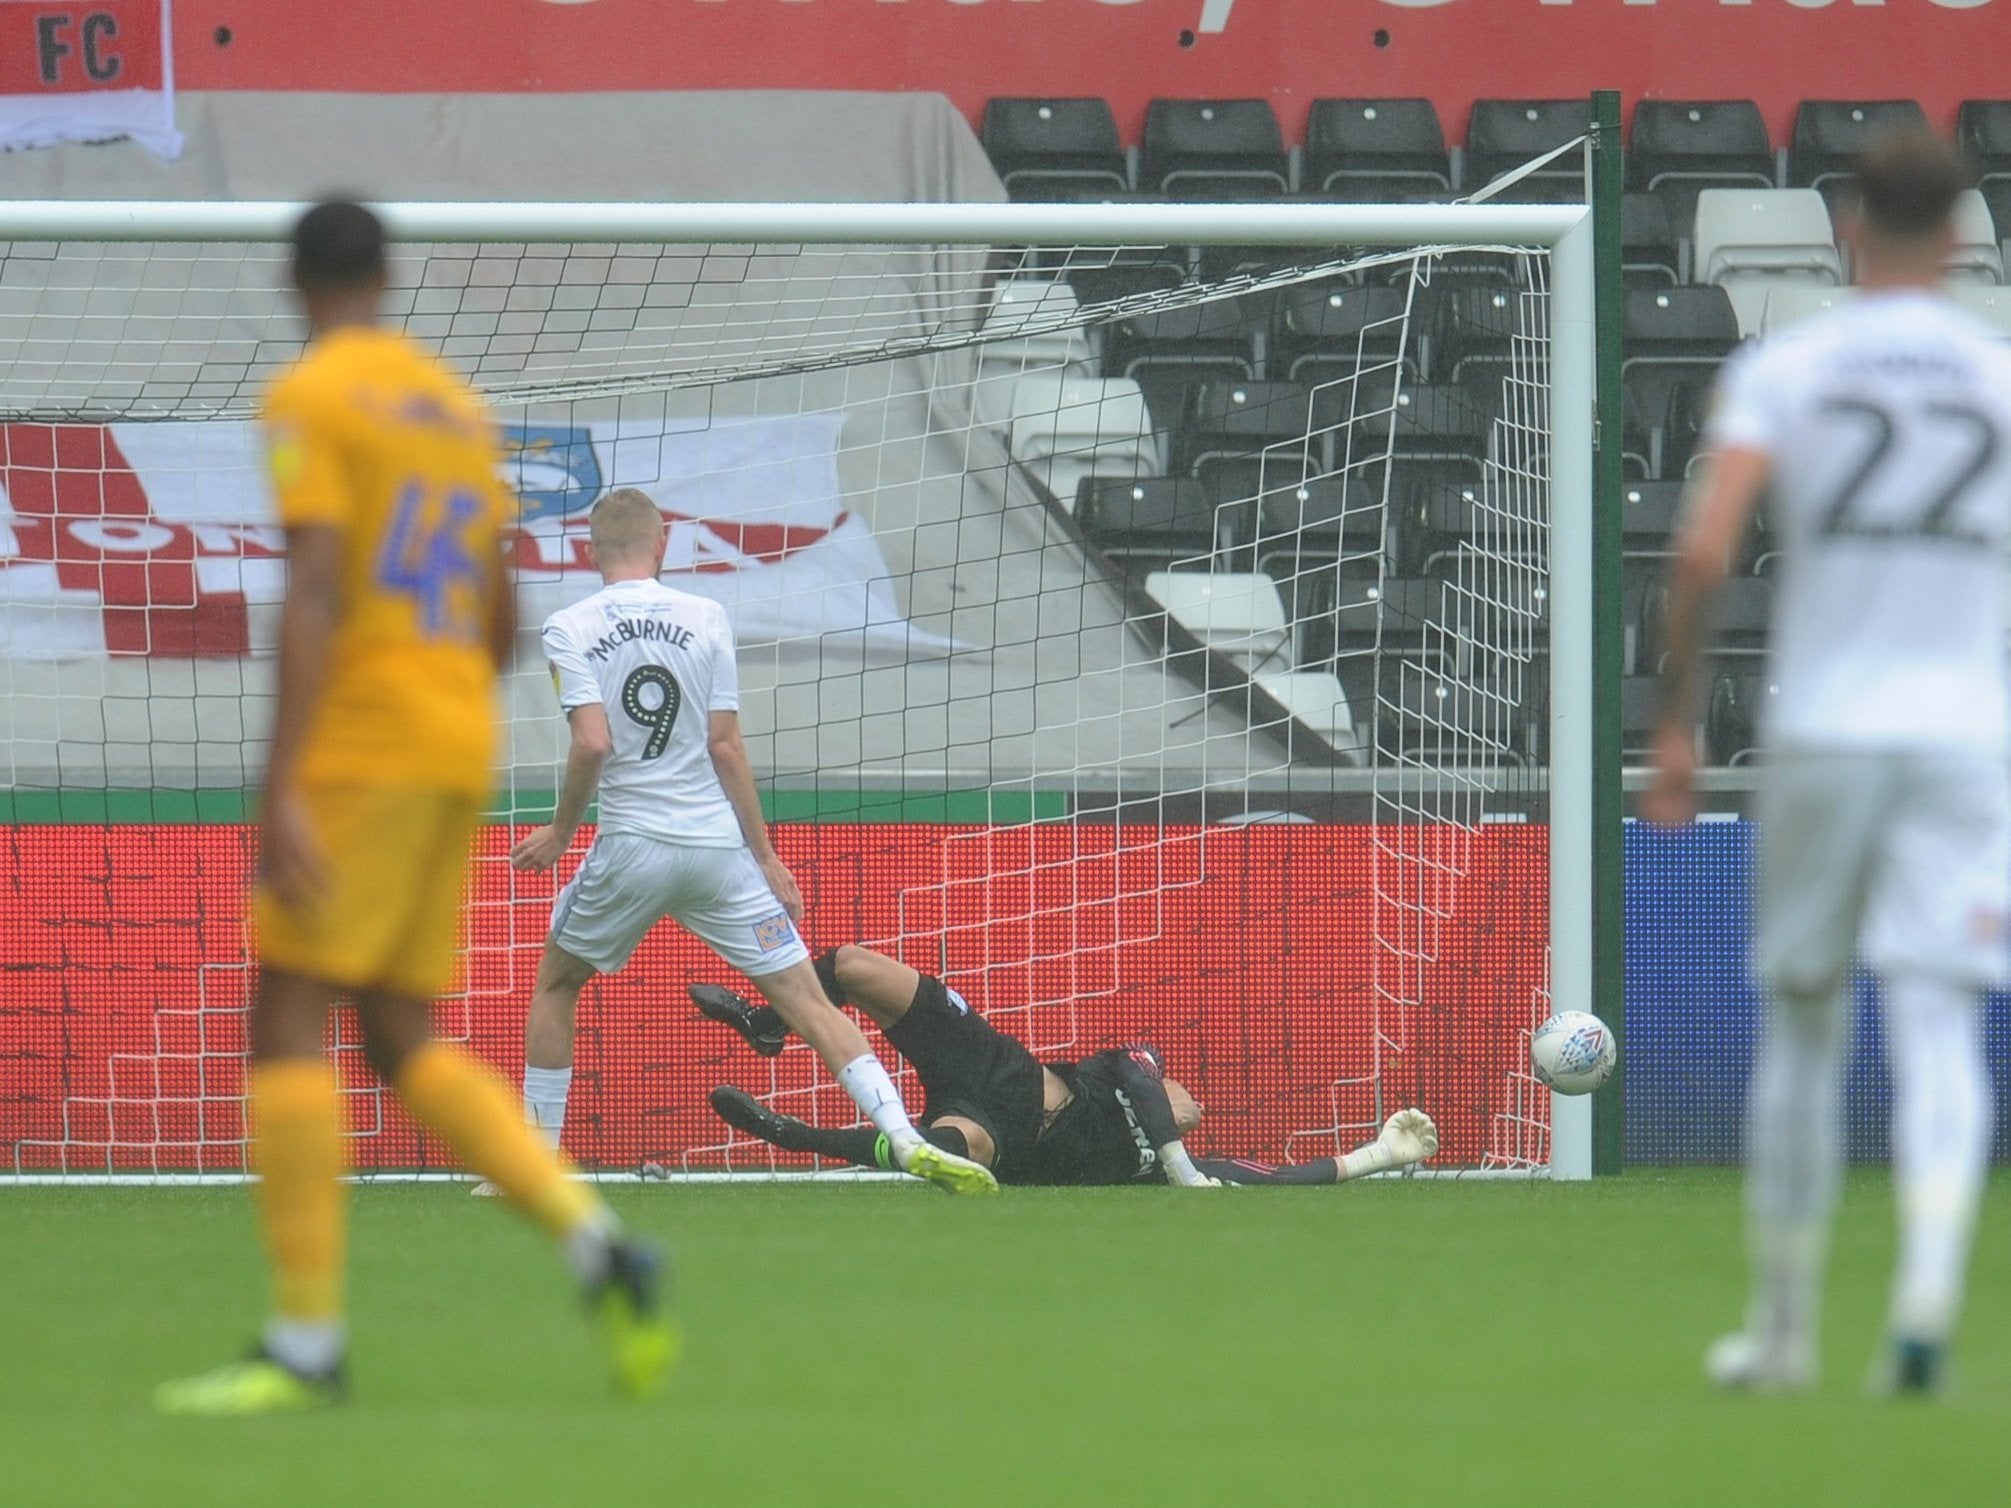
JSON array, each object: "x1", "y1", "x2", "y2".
[{"x1": 0, "y1": 413, "x2": 959, "y2": 660}]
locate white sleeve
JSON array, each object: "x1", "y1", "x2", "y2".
[
  {"x1": 541, "y1": 614, "x2": 602, "y2": 712},
  {"x1": 708, "y1": 603, "x2": 740, "y2": 713},
  {"x1": 1702, "y1": 341, "x2": 1787, "y2": 458}
]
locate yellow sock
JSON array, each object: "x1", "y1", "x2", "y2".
[
  {"x1": 251, "y1": 1060, "x2": 348, "y2": 1323},
  {"x1": 396, "y1": 1041, "x2": 603, "y2": 1238}
]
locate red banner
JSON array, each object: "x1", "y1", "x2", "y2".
[
  {"x1": 0, "y1": 821, "x2": 1549, "y2": 1174},
  {"x1": 168, "y1": 0, "x2": 2011, "y2": 142},
  {"x1": 0, "y1": 1, "x2": 164, "y2": 93}
]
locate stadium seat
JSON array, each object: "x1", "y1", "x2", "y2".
[
  {"x1": 1144, "y1": 570, "x2": 1294, "y2": 674},
  {"x1": 1621, "y1": 193, "x2": 1682, "y2": 286},
  {"x1": 1956, "y1": 101, "x2": 2011, "y2": 243},
  {"x1": 1075, "y1": 476, "x2": 1239, "y2": 567},
  {"x1": 1621, "y1": 288, "x2": 1738, "y2": 449},
  {"x1": 1707, "y1": 670, "x2": 1779, "y2": 765},
  {"x1": 1139, "y1": 100, "x2": 1291, "y2": 198},
  {"x1": 1946, "y1": 189, "x2": 2003, "y2": 284},
  {"x1": 1374, "y1": 384, "x2": 1492, "y2": 481},
  {"x1": 1304, "y1": 99, "x2": 1452, "y2": 200},
  {"x1": 1008, "y1": 376, "x2": 1158, "y2": 506},
  {"x1": 1252, "y1": 477, "x2": 1386, "y2": 637},
  {"x1": 1273, "y1": 282, "x2": 1413, "y2": 386},
  {"x1": 1628, "y1": 100, "x2": 1776, "y2": 225},
  {"x1": 1173, "y1": 380, "x2": 1321, "y2": 477},
  {"x1": 980, "y1": 98, "x2": 1131, "y2": 201},
  {"x1": 1059, "y1": 245, "x2": 1189, "y2": 306},
  {"x1": 1103, "y1": 300, "x2": 1264, "y2": 430},
  {"x1": 1383, "y1": 661, "x2": 1529, "y2": 766},
  {"x1": 1946, "y1": 281, "x2": 2011, "y2": 336},
  {"x1": 1620, "y1": 675, "x2": 1666, "y2": 762},
  {"x1": 1622, "y1": 368, "x2": 1715, "y2": 479},
  {"x1": 1693, "y1": 188, "x2": 1844, "y2": 336},
  {"x1": 1393, "y1": 481, "x2": 1480, "y2": 575},
  {"x1": 1252, "y1": 671, "x2": 1363, "y2": 762},
  {"x1": 974, "y1": 279, "x2": 1093, "y2": 425},
  {"x1": 1620, "y1": 480, "x2": 1686, "y2": 558},
  {"x1": 1465, "y1": 99, "x2": 1593, "y2": 202},
  {"x1": 1789, "y1": 99, "x2": 1929, "y2": 203},
  {"x1": 1759, "y1": 284, "x2": 1851, "y2": 335},
  {"x1": 1435, "y1": 285, "x2": 1535, "y2": 389},
  {"x1": 1331, "y1": 573, "x2": 1449, "y2": 662},
  {"x1": 1643, "y1": 574, "x2": 1771, "y2": 670}
]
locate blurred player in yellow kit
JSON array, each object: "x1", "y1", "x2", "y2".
[{"x1": 155, "y1": 201, "x2": 673, "y2": 1416}]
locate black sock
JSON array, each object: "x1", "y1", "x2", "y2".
[
  {"x1": 1192, "y1": 1155, "x2": 1337, "y2": 1186},
  {"x1": 813, "y1": 948, "x2": 848, "y2": 1007},
  {"x1": 780, "y1": 1122, "x2": 900, "y2": 1170},
  {"x1": 923, "y1": 1123, "x2": 969, "y2": 1159}
]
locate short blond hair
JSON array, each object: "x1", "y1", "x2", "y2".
[{"x1": 588, "y1": 487, "x2": 664, "y2": 565}]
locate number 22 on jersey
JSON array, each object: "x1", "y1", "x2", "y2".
[{"x1": 376, "y1": 482, "x2": 488, "y2": 640}]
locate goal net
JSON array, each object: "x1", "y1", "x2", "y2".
[{"x1": 0, "y1": 200, "x2": 1593, "y2": 1181}]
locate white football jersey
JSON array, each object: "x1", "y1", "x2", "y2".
[
  {"x1": 541, "y1": 578, "x2": 743, "y2": 845},
  {"x1": 1706, "y1": 290, "x2": 2011, "y2": 752}
]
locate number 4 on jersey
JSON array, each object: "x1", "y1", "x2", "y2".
[{"x1": 377, "y1": 483, "x2": 485, "y2": 638}]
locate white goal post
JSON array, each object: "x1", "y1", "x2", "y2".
[{"x1": 0, "y1": 197, "x2": 1597, "y2": 1182}]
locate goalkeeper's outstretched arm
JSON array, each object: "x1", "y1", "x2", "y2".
[{"x1": 1190, "y1": 1110, "x2": 1440, "y2": 1185}]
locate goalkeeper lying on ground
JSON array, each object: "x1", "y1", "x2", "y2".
[{"x1": 696, "y1": 944, "x2": 1437, "y2": 1187}]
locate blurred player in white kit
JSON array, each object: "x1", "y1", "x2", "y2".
[{"x1": 1649, "y1": 129, "x2": 2011, "y2": 1395}]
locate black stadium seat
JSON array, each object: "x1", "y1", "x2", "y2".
[
  {"x1": 1140, "y1": 99, "x2": 1290, "y2": 199},
  {"x1": 981, "y1": 98, "x2": 1130, "y2": 201},
  {"x1": 1957, "y1": 101, "x2": 2011, "y2": 237},
  {"x1": 1466, "y1": 99, "x2": 1592, "y2": 203},
  {"x1": 1621, "y1": 193, "x2": 1681, "y2": 286},
  {"x1": 1273, "y1": 283, "x2": 1413, "y2": 386},
  {"x1": 1790, "y1": 99, "x2": 1928, "y2": 203},
  {"x1": 1622, "y1": 287, "x2": 1739, "y2": 370},
  {"x1": 1304, "y1": 99, "x2": 1451, "y2": 201},
  {"x1": 1074, "y1": 476, "x2": 1235, "y2": 568},
  {"x1": 1619, "y1": 480, "x2": 1685, "y2": 558},
  {"x1": 1628, "y1": 100, "x2": 1775, "y2": 224}
]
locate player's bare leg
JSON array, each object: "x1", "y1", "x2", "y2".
[{"x1": 515, "y1": 938, "x2": 598, "y2": 1153}]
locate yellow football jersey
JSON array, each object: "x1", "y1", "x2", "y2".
[{"x1": 260, "y1": 327, "x2": 513, "y2": 795}]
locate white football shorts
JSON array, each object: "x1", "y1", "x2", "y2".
[
  {"x1": 549, "y1": 833, "x2": 809, "y2": 978},
  {"x1": 1755, "y1": 747, "x2": 2011, "y2": 994}
]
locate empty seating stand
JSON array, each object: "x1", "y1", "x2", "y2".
[
  {"x1": 1303, "y1": 99, "x2": 1451, "y2": 201},
  {"x1": 1790, "y1": 99, "x2": 1929, "y2": 205},
  {"x1": 981, "y1": 98, "x2": 1130, "y2": 201},
  {"x1": 1140, "y1": 99, "x2": 1290, "y2": 198},
  {"x1": 1466, "y1": 99, "x2": 1592, "y2": 203}
]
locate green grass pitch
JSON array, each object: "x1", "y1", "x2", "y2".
[{"x1": 2, "y1": 1171, "x2": 2005, "y2": 1507}]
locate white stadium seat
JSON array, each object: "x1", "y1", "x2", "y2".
[
  {"x1": 1144, "y1": 570, "x2": 1293, "y2": 676},
  {"x1": 974, "y1": 279, "x2": 1094, "y2": 426},
  {"x1": 1694, "y1": 189, "x2": 1844, "y2": 337},
  {"x1": 1007, "y1": 375, "x2": 1157, "y2": 507},
  {"x1": 1945, "y1": 282, "x2": 2011, "y2": 337},
  {"x1": 1255, "y1": 670, "x2": 1363, "y2": 762},
  {"x1": 1759, "y1": 285, "x2": 1852, "y2": 336},
  {"x1": 1945, "y1": 189, "x2": 2003, "y2": 285}
]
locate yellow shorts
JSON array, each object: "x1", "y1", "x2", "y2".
[{"x1": 255, "y1": 785, "x2": 483, "y2": 1000}]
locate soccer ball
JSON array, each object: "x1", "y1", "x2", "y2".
[{"x1": 1530, "y1": 1011, "x2": 1617, "y2": 1096}]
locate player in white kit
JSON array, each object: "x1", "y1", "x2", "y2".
[
  {"x1": 500, "y1": 488, "x2": 997, "y2": 1195},
  {"x1": 1648, "y1": 130, "x2": 2009, "y2": 1395}
]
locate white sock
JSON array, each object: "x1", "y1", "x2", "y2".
[
  {"x1": 1884, "y1": 975, "x2": 1993, "y2": 1342},
  {"x1": 523, "y1": 1065, "x2": 573, "y2": 1151},
  {"x1": 1743, "y1": 985, "x2": 1850, "y2": 1345},
  {"x1": 835, "y1": 1052, "x2": 917, "y2": 1144},
  {"x1": 561, "y1": 1204, "x2": 622, "y2": 1287},
  {"x1": 264, "y1": 1317, "x2": 345, "y2": 1376}
]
